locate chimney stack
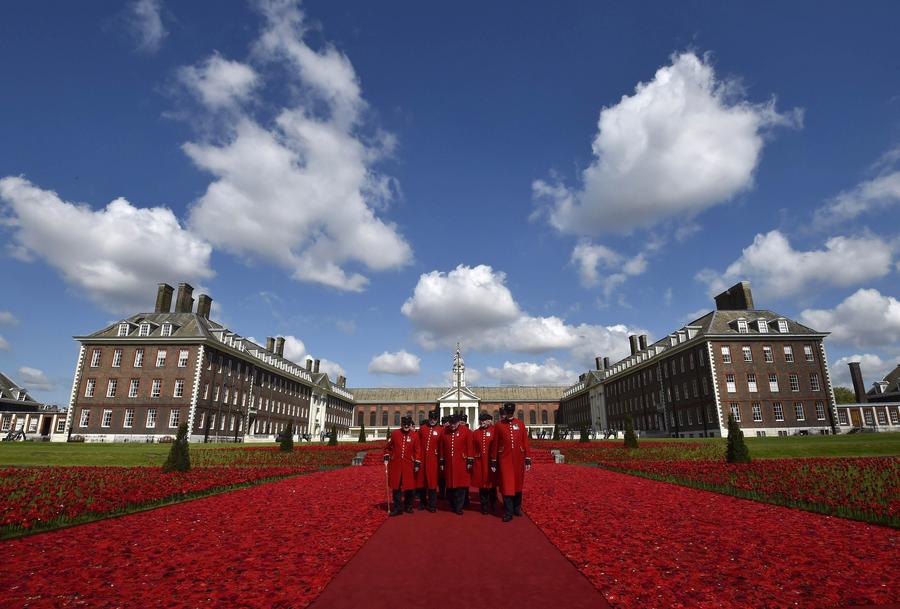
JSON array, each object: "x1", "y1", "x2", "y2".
[
  {"x1": 196, "y1": 294, "x2": 212, "y2": 319},
  {"x1": 266, "y1": 337, "x2": 275, "y2": 352},
  {"x1": 848, "y1": 362, "x2": 868, "y2": 403},
  {"x1": 337, "y1": 375, "x2": 346, "y2": 388},
  {"x1": 174, "y1": 283, "x2": 194, "y2": 313},
  {"x1": 595, "y1": 356, "x2": 602, "y2": 371},
  {"x1": 155, "y1": 283, "x2": 174, "y2": 313},
  {"x1": 639, "y1": 334, "x2": 648, "y2": 351},
  {"x1": 714, "y1": 281, "x2": 754, "y2": 311},
  {"x1": 305, "y1": 358, "x2": 313, "y2": 371},
  {"x1": 275, "y1": 336, "x2": 285, "y2": 357},
  {"x1": 629, "y1": 335, "x2": 639, "y2": 356},
  {"x1": 314, "y1": 359, "x2": 321, "y2": 373},
  {"x1": 603, "y1": 357, "x2": 610, "y2": 369}
]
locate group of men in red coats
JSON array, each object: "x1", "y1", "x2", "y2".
[{"x1": 383, "y1": 402, "x2": 531, "y2": 522}]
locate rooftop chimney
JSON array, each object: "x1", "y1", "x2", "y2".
[
  {"x1": 155, "y1": 283, "x2": 174, "y2": 313},
  {"x1": 266, "y1": 337, "x2": 275, "y2": 352},
  {"x1": 603, "y1": 357, "x2": 610, "y2": 369},
  {"x1": 274, "y1": 336, "x2": 285, "y2": 357},
  {"x1": 595, "y1": 356, "x2": 602, "y2": 371},
  {"x1": 196, "y1": 294, "x2": 212, "y2": 319},
  {"x1": 848, "y1": 362, "x2": 867, "y2": 404},
  {"x1": 714, "y1": 281, "x2": 754, "y2": 311},
  {"x1": 174, "y1": 283, "x2": 194, "y2": 313},
  {"x1": 639, "y1": 334, "x2": 648, "y2": 351},
  {"x1": 305, "y1": 358, "x2": 313, "y2": 371},
  {"x1": 628, "y1": 335, "x2": 639, "y2": 356},
  {"x1": 314, "y1": 359, "x2": 321, "y2": 374}
]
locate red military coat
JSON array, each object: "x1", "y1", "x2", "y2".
[
  {"x1": 471, "y1": 426, "x2": 496, "y2": 489},
  {"x1": 383, "y1": 429, "x2": 421, "y2": 491},
  {"x1": 415, "y1": 423, "x2": 443, "y2": 489},
  {"x1": 440, "y1": 426, "x2": 473, "y2": 488},
  {"x1": 490, "y1": 417, "x2": 530, "y2": 495}
]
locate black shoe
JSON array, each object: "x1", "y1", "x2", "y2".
[
  {"x1": 514, "y1": 509, "x2": 523, "y2": 517},
  {"x1": 405, "y1": 506, "x2": 414, "y2": 514},
  {"x1": 390, "y1": 509, "x2": 403, "y2": 517},
  {"x1": 455, "y1": 509, "x2": 464, "y2": 515},
  {"x1": 502, "y1": 514, "x2": 513, "y2": 522},
  {"x1": 427, "y1": 506, "x2": 436, "y2": 513},
  {"x1": 417, "y1": 504, "x2": 425, "y2": 511},
  {"x1": 481, "y1": 505, "x2": 488, "y2": 514}
]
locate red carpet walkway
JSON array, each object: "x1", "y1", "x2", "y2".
[{"x1": 309, "y1": 491, "x2": 610, "y2": 609}]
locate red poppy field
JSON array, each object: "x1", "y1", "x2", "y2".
[{"x1": 525, "y1": 464, "x2": 900, "y2": 609}]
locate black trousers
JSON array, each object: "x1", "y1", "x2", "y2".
[
  {"x1": 448, "y1": 487, "x2": 466, "y2": 512},
  {"x1": 392, "y1": 489, "x2": 415, "y2": 510},
  {"x1": 438, "y1": 478, "x2": 446, "y2": 499},
  {"x1": 417, "y1": 488, "x2": 437, "y2": 510},
  {"x1": 502, "y1": 492, "x2": 523, "y2": 517}
]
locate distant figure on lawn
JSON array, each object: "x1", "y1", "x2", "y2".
[
  {"x1": 383, "y1": 416, "x2": 422, "y2": 516},
  {"x1": 491, "y1": 402, "x2": 532, "y2": 522}
]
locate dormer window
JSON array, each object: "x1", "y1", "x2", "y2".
[
  {"x1": 737, "y1": 319, "x2": 748, "y2": 333},
  {"x1": 138, "y1": 323, "x2": 151, "y2": 337},
  {"x1": 161, "y1": 323, "x2": 172, "y2": 337},
  {"x1": 778, "y1": 319, "x2": 789, "y2": 333},
  {"x1": 117, "y1": 323, "x2": 130, "y2": 337},
  {"x1": 757, "y1": 319, "x2": 768, "y2": 333}
]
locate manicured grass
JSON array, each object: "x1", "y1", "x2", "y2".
[{"x1": 0, "y1": 442, "x2": 248, "y2": 467}]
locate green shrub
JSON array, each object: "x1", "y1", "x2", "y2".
[
  {"x1": 280, "y1": 421, "x2": 294, "y2": 452},
  {"x1": 328, "y1": 424, "x2": 338, "y2": 446},
  {"x1": 358, "y1": 422, "x2": 367, "y2": 443},
  {"x1": 579, "y1": 425, "x2": 590, "y2": 443},
  {"x1": 623, "y1": 415, "x2": 638, "y2": 449},
  {"x1": 726, "y1": 414, "x2": 751, "y2": 463},
  {"x1": 162, "y1": 422, "x2": 191, "y2": 472}
]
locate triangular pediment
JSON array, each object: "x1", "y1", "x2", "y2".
[{"x1": 437, "y1": 386, "x2": 480, "y2": 403}]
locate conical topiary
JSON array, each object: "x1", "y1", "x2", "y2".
[
  {"x1": 358, "y1": 422, "x2": 367, "y2": 442},
  {"x1": 280, "y1": 421, "x2": 294, "y2": 452},
  {"x1": 623, "y1": 415, "x2": 638, "y2": 449},
  {"x1": 726, "y1": 414, "x2": 751, "y2": 463},
  {"x1": 328, "y1": 424, "x2": 338, "y2": 445},
  {"x1": 579, "y1": 425, "x2": 590, "y2": 443},
  {"x1": 162, "y1": 422, "x2": 191, "y2": 472},
  {"x1": 552, "y1": 423, "x2": 560, "y2": 440}
]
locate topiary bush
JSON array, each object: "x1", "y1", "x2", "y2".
[
  {"x1": 726, "y1": 414, "x2": 751, "y2": 463},
  {"x1": 280, "y1": 421, "x2": 294, "y2": 452},
  {"x1": 623, "y1": 415, "x2": 638, "y2": 449},
  {"x1": 328, "y1": 424, "x2": 338, "y2": 446},
  {"x1": 162, "y1": 422, "x2": 191, "y2": 472},
  {"x1": 358, "y1": 422, "x2": 367, "y2": 443}
]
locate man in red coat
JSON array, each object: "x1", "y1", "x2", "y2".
[
  {"x1": 439, "y1": 414, "x2": 473, "y2": 515},
  {"x1": 415, "y1": 410, "x2": 442, "y2": 512},
  {"x1": 490, "y1": 402, "x2": 531, "y2": 522},
  {"x1": 383, "y1": 416, "x2": 422, "y2": 516},
  {"x1": 472, "y1": 412, "x2": 497, "y2": 514}
]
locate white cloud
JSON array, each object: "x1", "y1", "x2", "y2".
[
  {"x1": 0, "y1": 311, "x2": 17, "y2": 325},
  {"x1": 129, "y1": 0, "x2": 167, "y2": 53},
  {"x1": 177, "y1": 53, "x2": 259, "y2": 110},
  {"x1": 368, "y1": 350, "x2": 421, "y2": 375},
  {"x1": 318, "y1": 359, "x2": 345, "y2": 383},
  {"x1": 0, "y1": 335, "x2": 9, "y2": 351},
  {"x1": 814, "y1": 147, "x2": 900, "y2": 228},
  {"x1": 830, "y1": 353, "x2": 897, "y2": 389},
  {"x1": 486, "y1": 359, "x2": 577, "y2": 385},
  {"x1": 17, "y1": 366, "x2": 54, "y2": 392},
  {"x1": 184, "y1": 0, "x2": 412, "y2": 292},
  {"x1": 800, "y1": 289, "x2": 900, "y2": 348},
  {"x1": 401, "y1": 264, "x2": 644, "y2": 366},
  {"x1": 281, "y1": 335, "x2": 307, "y2": 363},
  {"x1": 697, "y1": 230, "x2": 894, "y2": 301},
  {"x1": 571, "y1": 240, "x2": 648, "y2": 298},
  {"x1": 0, "y1": 177, "x2": 214, "y2": 313},
  {"x1": 534, "y1": 51, "x2": 800, "y2": 235}
]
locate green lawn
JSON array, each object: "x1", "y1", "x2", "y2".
[{"x1": 0, "y1": 442, "x2": 258, "y2": 467}]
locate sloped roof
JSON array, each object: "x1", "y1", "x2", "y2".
[
  {"x1": 350, "y1": 385, "x2": 565, "y2": 403},
  {"x1": 79, "y1": 312, "x2": 223, "y2": 341},
  {"x1": 0, "y1": 371, "x2": 42, "y2": 407}
]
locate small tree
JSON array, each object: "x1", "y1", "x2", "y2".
[
  {"x1": 280, "y1": 421, "x2": 294, "y2": 452},
  {"x1": 726, "y1": 414, "x2": 751, "y2": 463},
  {"x1": 358, "y1": 422, "x2": 367, "y2": 443},
  {"x1": 579, "y1": 425, "x2": 590, "y2": 443},
  {"x1": 623, "y1": 415, "x2": 638, "y2": 449},
  {"x1": 551, "y1": 423, "x2": 560, "y2": 441},
  {"x1": 328, "y1": 424, "x2": 338, "y2": 446},
  {"x1": 832, "y1": 386, "x2": 856, "y2": 405},
  {"x1": 528, "y1": 427, "x2": 534, "y2": 439},
  {"x1": 162, "y1": 422, "x2": 191, "y2": 472}
]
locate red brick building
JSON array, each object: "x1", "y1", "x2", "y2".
[{"x1": 61, "y1": 283, "x2": 354, "y2": 443}]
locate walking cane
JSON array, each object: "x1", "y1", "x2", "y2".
[{"x1": 384, "y1": 460, "x2": 391, "y2": 515}]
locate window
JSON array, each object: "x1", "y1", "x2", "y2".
[
  {"x1": 27, "y1": 418, "x2": 38, "y2": 433},
  {"x1": 737, "y1": 319, "x2": 748, "y2": 333},
  {"x1": 106, "y1": 379, "x2": 117, "y2": 398},
  {"x1": 725, "y1": 373, "x2": 736, "y2": 393},
  {"x1": 210, "y1": 414, "x2": 216, "y2": 430},
  {"x1": 529, "y1": 410, "x2": 536, "y2": 424},
  {"x1": 101, "y1": 409, "x2": 113, "y2": 428},
  {"x1": 687, "y1": 409, "x2": 692, "y2": 425},
  {"x1": 220, "y1": 414, "x2": 226, "y2": 430},
  {"x1": 174, "y1": 379, "x2": 185, "y2": 398},
  {"x1": 151, "y1": 379, "x2": 162, "y2": 398},
  {"x1": 230, "y1": 415, "x2": 236, "y2": 431},
  {"x1": 370, "y1": 411, "x2": 377, "y2": 427},
  {"x1": 752, "y1": 403, "x2": 762, "y2": 422},
  {"x1": 124, "y1": 409, "x2": 134, "y2": 428},
  {"x1": 773, "y1": 402, "x2": 784, "y2": 421},
  {"x1": 863, "y1": 409, "x2": 874, "y2": 425},
  {"x1": 778, "y1": 319, "x2": 789, "y2": 333},
  {"x1": 213, "y1": 386, "x2": 220, "y2": 402},
  {"x1": 161, "y1": 323, "x2": 172, "y2": 337},
  {"x1": 381, "y1": 411, "x2": 388, "y2": 426},
  {"x1": 169, "y1": 409, "x2": 180, "y2": 428},
  {"x1": 699, "y1": 349, "x2": 706, "y2": 367},
  {"x1": 810, "y1": 373, "x2": 821, "y2": 392},
  {"x1": 84, "y1": 378, "x2": 96, "y2": 398},
  {"x1": 689, "y1": 354, "x2": 695, "y2": 369},
  {"x1": 757, "y1": 319, "x2": 768, "y2": 333},
  {"x1": 138, "y1": 323, "x2": 150, "y2": 337},
  {"x1": 56, "y1": 419, "x2": 66, "y2": 433},
  {"x1": 223, "y1": 387, "x2": 229, "y2": 404},
  {"x1": 804, "y1": 345, "x2": 814, "y2": 362},
  {"x1": 90, "y1": 349, "x2": 101, "y2": 367},
  {"x1": 747, "y1": 373, "x2": 757, "y2": 393},
  {"x1": 876, "y1": 409, "x2": 887, "y2": 425},
  {"x1": 701, "y1": 377, "x2": 709, "y2": 395},
  {"x1": 815, "y1": 402, "x2": 826, "y2": 421},
  {"x1": 146, "y1": 408, "x2": 157, "y2": 428},
  {"x1": 117, "y1": 323, "x2": 129, "y2": 337},
  {"x1": 128, "y1": 379, "x2": 139, "y2": 398},
  {"x1": 742, "y1": 346, "x2": 752, "y2": 362},
  {"x1": 156, "y1": 350, "x2": 166, "y2": 367},
  {"x1": 541, "y1": 410, "x2": 548, "y2": 424},
  {"x1": 394, "y1": 412, "x2": 400, "y2": 426},
  {"x1": 890, "y1": 409, "x2": 900, "y2": 425},
  {"x1": 203, "y1": 382, "x2": 209, "y2": 400},
  {"x1": 112, "y1": 349, "x2": 123, "y2": 367},
  {"x1": 784, "y1": 346, "x2": 794, "y2": 363},
  {"x1": 692, "y1": 380, "x2": 698, "y2": 398},
  {"x1": 789, "y1": 374, "x2": 800, "y2": 392},
  {"x1": 794, "y1": 402, "x2": 805, "y2": 421},
  {"x1": 133, "y1": 348, "x2": 144, "y2": 368},
  {"x1": 178, "y1": 349, "x2": 189, "y2": 368},
  {"x1": 721, "y1": 346, "x2": 732, "y2": 364},
  {"x1": 763, "y1": 346, "x2": 773, "y2": 363},
  {"x1": 768, "y1": 373, "x2": 779, "y2": 392},
  {"x1": 838, "y1": 410, "x2": 848, "y2": 425},
  {"x1": 674, "y1": 385, "x2": 680, "y2": 401},
  {"x1": 79, "y1": 409, "x2": 90, "y2": 427}
]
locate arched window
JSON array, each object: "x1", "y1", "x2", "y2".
[
  {"x1": 405, "y1": 411, "x2": 412, "y2": 420},
  {"x1": 517, "y1": 410, "x2": 524, "y2": 421},
  {"x1": 370, "y1": 411, "x2": 377, "y2": 427},
  {"x1": 494, "y1": 410, "x2": 500, "y2": 420},
  {"x1": 357, "y1": 411, "x2": 364, "y2": 426},
  {"x1": 418, "y1": 410, "x2": 425, "y2": 422},
  {"x1": 529, "y1": 410, "x2": 537, "y2": 424},
  {"x1": 381, "y1": 410, "x2": 388, "y2": 426},
  {"x1": 541, "y1": 410, "x2": 548, "y2": 424},
  {"x1": 394, "y1": 412, "x2": 401, "y2": 426}
]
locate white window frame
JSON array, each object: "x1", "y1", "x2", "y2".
[
  {"x1": 161, "y1": 323, "x2": 172, "y2": 337},
  {"x1": 156, "y1": 349, "x2": 166, "y2": 367},
  {"x1": 737, "y1": 319, "x2": 748, "y2": 333},
  {"x1": 174, "y1": 379, "x2": 185, "y2": 398},
  {"x1": 725, "y1": 373, "x2": 736, "y2": 393},
  {"x1": 721, "y1": 346, "x2": 731, "y2": 364},
  {"x1": 146, "y1": 408, "x2": 157, "y2": 428},
  {"x1": 747, "y1": 373, "x2": 757, "y2": 393},
  {"x1": 90, "y1": 349, "x2": 101, "y2": 367},
  {"x1": 838, "y1": 410, "x2": 849, "y2": 425},
  {"x1": 815, "y1": 402, "x2": 826, "y2": 421},
  {"x1": 876, "y1": 409, "x2": 887, "y2": 425},
  {"x1": 763, "y1": 346, "x2": 774, "y2": 363},
  {"x1": 178, "y1": 349, "x2": 189, "y2": 368},
  {"x1": 784, "y1": 346, "x2": 794, "y2": 363},
  {"x1": 810, "y1": 373, "x2": 821, "y2": 392},
  {"x1": 133, "y1": 348, "x2": 144, "y2": 368},
  {"x1": 117, "y1": 323, "x2": 129, "y2": 337},
  {"x1": 890, "y1": 409, "x2": 899, "y2": 425},
  {"x1": 151, "y1": 379, "x2": 162, "y2": 399},
  {"x1": 757, "y1": 319, "x2": 768, "y2": 333},
  {"x1": 804, "y1": 345, "x2": 814, "y2": 362},
  {"x1": 101, "y1": 409, "x2": 113, "y2": 428},
  {"x1": 789, "y1": 374, "x2": 800, "y2": 392},
  {"x1": 84, "y1": 378, "x2": 96, "y2": 398},
  {"x1": 79, "y1": 409, "x2": 90, "y2": 427},
  {"x1": 751, "y1": 403, "x2": 762, "y2": 422},
  {"x1": 742, "y1": 346, "x2": 752, "y2": 362},
  {"x1": 794, "y1": 402, "x2": 805, "y2": 421},
  {"x1": 778, "y1": 319, "x2": 789, "y2": 333},
  {"x1": 773, "y1": 402, "x2": 784, "y2": 421},
  {"x1": 124, "y1": 408, "x2": 134, "y2": 428},
  {"x1": 106, "y1": 379, "x2": 117, "y2": 398},
  {"x1": 768, "y1": 373, "x2": 779, "y2": 393},
  {"x1": 56, "y1": 419, "x2": 66, "y2": 433},
  {"x1": 128, "y1": 379, "x2": 139, "y2": 398},
  {"x1": 138, "y1": 323, "x2": 150, "y2": 337},
  {"x1": 169, "y1": 409, "x2": 180, "y2": 428},
  {"x1": 112, "y1": 349, "x2": 123, "y2": 368}
]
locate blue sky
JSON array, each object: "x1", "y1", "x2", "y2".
[{"x1": 2, "y1": 0, "x2": 899, "y2": 405}]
